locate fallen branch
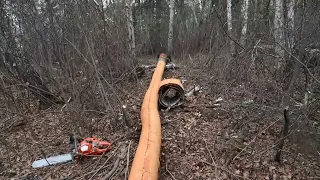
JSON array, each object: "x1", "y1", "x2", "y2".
[
  {"x1": 87, "y1": 144, "x2": 122, "y2": 180},
  {"x1": 232, "y1": 117, "x2": 282, "y2": 161},
  {"x1": 89, "y1": 143, "x2": 112, "y2": 175},
  {"x1": 204, "y1": 141, "x2": 218, "y2": 180},
  {"x1": 112, "y1": 165, "x2": 125, "y2": 179},
  {"x1": 275, "y1": 108, "x2": 290, "y2": 162},
  {"x1": 124, "y1": 140, "x2": 132, "y2": 180},
  {"x1": 185, "y1": 85, "x2": 200, "y2": 97},
  {"x1": 74, "y1": 164, "x2": 112, "y2": 180},
  {"x1": 102, "y1": 157, "x2": 121, "y2": 180},
  {"x1": 101, "y1": 144, "x2": 127, "y2": 180},
  {"x1": 43, "y1": 166, "x2": 62, "y2": 180},
  {"x1": 201, "y1": 161, "x2": 249, "y2": 180},
  {"x1": 166, "y1": 161, "x2": 177, "y2": 180},
  {"x1": 141, "y1": 63, "x2": 178, "y2": 70},
  {"x1": 60, "y1": 97, "x2": 72, "y2": 111}
]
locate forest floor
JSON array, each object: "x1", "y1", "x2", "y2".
[{"x1": 1, "y1": 55, "x2": 320, "y2": 180}]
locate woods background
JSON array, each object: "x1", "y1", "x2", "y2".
[{"x1": 0, "y1": 0, "x2": 319, "y2": 179}]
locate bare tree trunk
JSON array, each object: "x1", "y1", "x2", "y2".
[
  {"x1": 282, "y1": 0, "x2": 306, "y2": 106},
  {"x1": 287, "y1": 0, "x2": 295, "y2": 50},
  {"x1": 150, "y1": 0, "x2": 161, "y2": 54},
  {"x1": 167, "y1": 0, "x2": 175, "y2": 56},
  {"x1": 274, "y1": 0, "x2": 285, "y2": 68},
  {"x1": 191, "y1": 1, "x2": 199, "y2": 27},
  {"x1": 126, "y1": 0, "x2": 136, "y2": 57},
  {"x1": 240, "y1": 0, "x2": 249, "y2": 46},
  {"x1": 227, "y1": 0, "x2": 235, "y2": 56},
  {"x1": 275, "y1": 108, "x2": 290, "y2": 162}
]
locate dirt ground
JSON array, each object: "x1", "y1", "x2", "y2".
[{"x1": 1, "y1": 55, "x2": 319, "y2": 180}]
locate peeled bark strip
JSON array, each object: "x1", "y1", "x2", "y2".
[{"x1": 129, "y1": 54, "x2": 168, "y2": 180}]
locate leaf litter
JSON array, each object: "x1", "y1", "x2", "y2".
[{"x1": 0, "y1": 56, "x2": 319, "y2": 180}]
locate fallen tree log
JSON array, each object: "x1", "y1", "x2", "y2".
[{"x1": 141, "y1": 63, "x2": 178, "y2": 70}]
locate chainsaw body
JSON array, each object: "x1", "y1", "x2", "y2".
[
  {"x1": 32, "y1": 136, "x2": 112, "y2": 168},
  {"x1": 77, "y1": 137, "x2": 112, "y2": 157}
]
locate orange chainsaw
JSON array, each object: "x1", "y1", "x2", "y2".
[{"x1": 32, "y1": 135, "x2": 112, "y2": 168}]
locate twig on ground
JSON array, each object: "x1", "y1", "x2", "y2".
[
  {"x1": 89, "y1": 144, "x2": 112, "y2": 173},
  {"x1": 201, "y1": 161, "x2": 249, "y2": 179},
  {"x1": 185, "y1": 85, "x2": 200, "y2": 97},
  {"x1": 111, "y1": 165, "x2": 125, "y2": 180},
  {"x1": 204, "y1": 141, "x2": 219, "y2": 180},
  {"x1": 60, "y1": 97, "x2": 72, "y2": 111},
  {"x1": 232, "y1": 117, "x2": 282, "y2": 161},
  {"x1": 124, "y1": 140, "x2": 132, "y2": 180},
  {"x1": 88, "y1": 144, "x2": 122, "y2": 180},
  {"x1": 43, "y1": 166, "x2": 62, "y2": 180},
  {"x1": 102, "y1": 158, "x2": 120, "y2": 180},
  {"x1": 101, "y1": 144, "x2": 127, "y2": 180},
  {"x1": 204, "y1": 141, "x2": 214, "y2": 164},
  {"x1": 74, "y1": 165, "x2": 112, "y2": 180},
  {"x1": 40, "y1": 149, "x2": 51, "y2": 166},
  {"x1": 166, "y1": 161, "x2": 177, "y2": 180},
  {"x1": 256, "y1": 114, "x2": 303, "y2": 159}
]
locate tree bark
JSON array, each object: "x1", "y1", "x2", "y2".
[
  {"x1": 191, "y1": 1, "x2": 199, "y2": 27},
  {"x1": 274, "y1": 0, "x2": 285, "y2": 68},
  {"x1": 240, "y1": 0, "x2": 249, "y2": 46},
  {"x1": 287, "y1": 0, "x2": 295, "y2": 50},
  {"x1": 150, "y1": 0, "x2": 161, "y2": 54},
  {"x1": 275, "y1": 108, "x2": 290, "y2": 162},
  {"x1": 167, "y1": 0, "x2": 175, "y2": 56},
  {"x1": 282, "y1": 0, "x2": 306, "y2": 107},
  {"x1": 126, "y1": 0, "x2": 136, "y2": 57},
  {"x1": 227, "y1": 0, "x2": 235, "y2": 56}
]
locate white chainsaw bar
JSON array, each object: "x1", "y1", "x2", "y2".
[{"x1": 32, "y1": 153, "x2": 73, "y2": 168}]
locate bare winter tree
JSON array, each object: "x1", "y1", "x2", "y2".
[
  {"x1": 126, "y1": 0, "x2": 136, "y2": 57},
  {"x1": 240, "y1": 0, "x2": 249, "y2": 46},
  {"x1": 1, "y1": 0, "x2": 320, "y2": 179},
  {"x1": 287, "y1": 0, "x2": 295, "y2": 50},
  {"x1": 274, "y1": 0, "x2": 285, "y2": 68},
  {"x1": 167, "y1": 0, "x2": 175, "y2": 56},
  {"x1": 282, "y1": 0, "x2": 306, "y2": 106},
  {"x1": 191, "y1": 0, "x2": 199, "y2": 27},
  {"x1": 0, "y1": 1, "x2": 63, "y2": 110},
  {"x1": 227, "y1": 0, "x2": 235, "y2": 56}
]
